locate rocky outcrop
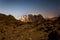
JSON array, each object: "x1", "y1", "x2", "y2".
[{"x1": 19, "y1": 14, "x2": 44, "y2": 22}]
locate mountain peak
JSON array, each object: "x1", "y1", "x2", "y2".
[{"x1": 19, "y1": 14, "x2": 44, "y2": 22}]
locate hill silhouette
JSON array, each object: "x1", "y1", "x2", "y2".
[{"x1": 0, "y1": 13, "x2": 60, "y2": 40}]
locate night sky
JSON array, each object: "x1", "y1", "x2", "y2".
[{"x1": 0, "y1": 0, "x2": 60, "y2": 18}]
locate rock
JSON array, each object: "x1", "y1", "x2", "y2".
[{"x1": 19, "y1": 14, "x2": 44, "y2": 22}]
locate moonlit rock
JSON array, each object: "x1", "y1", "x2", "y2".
[{"x1": 19, "y1": 14, "x2": 43, "y2": 22}]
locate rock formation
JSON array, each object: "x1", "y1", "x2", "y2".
[{"x1": 19, "y1": 14, "x2": 44, "y2": 22}]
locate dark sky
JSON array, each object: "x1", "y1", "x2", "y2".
[{"x1": 0, "y1": 0, "x2": 60, "y2": 18}]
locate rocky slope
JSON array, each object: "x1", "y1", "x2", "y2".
[{"x1": 0, "y1": 13, "x2": 60, "y2": 40}]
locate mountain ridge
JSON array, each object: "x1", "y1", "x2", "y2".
[{"x1": 0, "y1": 13, "x2": 60, "y2": 40}]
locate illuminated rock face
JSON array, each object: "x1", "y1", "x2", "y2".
[{"x1": 19, "y1": 14, "x2": 43, "y2": 22}]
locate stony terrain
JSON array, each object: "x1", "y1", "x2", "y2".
[{"x1": 0, "y1": 13, "x2": 60, "y2": 40}]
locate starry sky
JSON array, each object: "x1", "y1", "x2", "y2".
[{"x1": 0, "y1": 0, "x2": 60, "y2": 18}]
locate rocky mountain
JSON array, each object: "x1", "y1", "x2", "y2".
[
  {"x1": 19, "y1": 14, "x2": 44, "y2": 22},
  {"x1": 0, "y1": 13, "x2": 60, "y2": 40}
]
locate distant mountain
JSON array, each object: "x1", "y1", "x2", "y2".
[
  {"x1": 47, "y1": 17, "x2": 58, "y2": 21},
  {"x1": 19, "y1": 14, "x2": 44, "y2": 22},
  {"x1": 53, "y1": 16, "x2": 60, "y2": 23},
  {"x1": 56, "y1": 16, "x2": 60, "y2": 21}
]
